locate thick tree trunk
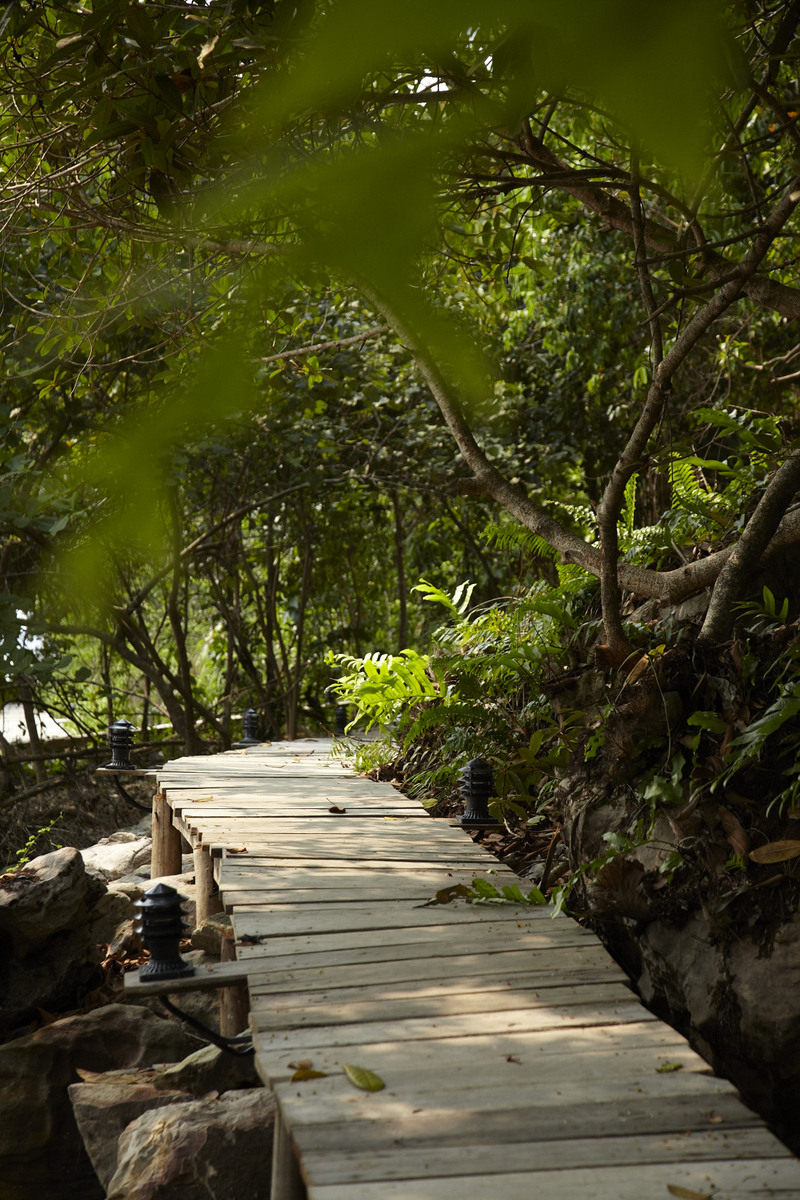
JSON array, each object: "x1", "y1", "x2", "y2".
[
  {"x1": 390, "y1": 490, "x2": 408, "y2": 652},
  {"x1": 18, "y1": 680, "x2": 46, "y2": 784}
]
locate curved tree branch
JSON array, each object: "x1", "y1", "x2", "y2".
[
  {"x1": 363, "y1": 166, "x2": 800, "y2": 640},
  {"x1": 516, "y1": 134, "x2": 800, "y2": 321},
  {"x1": 698, "y1": 453, "x2": 800, "y2": 643}
]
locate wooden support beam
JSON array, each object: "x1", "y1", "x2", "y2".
[
  {"x1": 194, "y1": 844, "x2": 224, "y2": 925},
  {"x1": 151, "y1": 788, "x2": 183, "y2": 877},
  {"x1": 272, "y1": 1111, "x2": 307, "y2": 1200},
  {"x1": 219, "y1": 931, "x2": 250, "y2": 1038}
]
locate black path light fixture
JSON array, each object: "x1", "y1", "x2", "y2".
[
  {"x1": 234, "y1": 708, "x2": 261, "y2": 748},
  {"x1": 135, "y1": 883, "x2": 195, "y2": 981},
  {"x1": 334, "y1": 703, "x2": 348, "y2": 737},
  {"x1": 105, "y1": 717, "x2": 136, "y2": 770},
  {"x1": 458, "y1": 756, "x2": 501, "y2": 829}
]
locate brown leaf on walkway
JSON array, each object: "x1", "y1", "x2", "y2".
[
  {"x1": 291, "y1": 1068, "x2": 328, "y2": 1082},
  {"x1": 416, "y1": 884, "x2": 472, "y2": 908},
  {"x1": 667, "y1": 1186, "x2": 711, "y2": 1199}
]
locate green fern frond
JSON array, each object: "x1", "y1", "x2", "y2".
[{"x1": 483, "y1": 522, "x2": 559, "y2": 560}]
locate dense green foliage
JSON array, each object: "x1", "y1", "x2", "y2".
[{"x1": 2, "y1": 1, "x2": 800, "y2": 802}]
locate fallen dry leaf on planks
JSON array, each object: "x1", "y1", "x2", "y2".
[
  {"x1": 343, "y1": 1064, "x2": 385, "y2": 1092},
  {"x1": 416, "y1": 884, "x2": 472, "y2": 908}
]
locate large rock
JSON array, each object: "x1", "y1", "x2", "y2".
[
  {"x1": 152, "y1": 1042, "x2": 261, "y2": 1096},
  {"x1": 81, "y1": 832, "x2": 152, "y2": 881},
  {"x1": 69, "y1": 1045, "x2": 263, "y2": 1188},
  {"x1": 0, "y1": 924, "x2": 105, "y2": 1037},
  {"x1": 0, "y1": 849, "x2": 136, "y2": 1036},
  {"x1": 556, "y1": 729, "x2": 800, "y2": 1155},
  {"x1": 70, "y1": 1078, "x2": 190, "y2": 1190},
  {"x1": 107, "y1": 1089, "x2": 276, "y2": 1200},
  {"x1": 0, "y1": 846, "x2": 103, "y2": 950},
  {"x1": 191, "y1": 911, "x2": 233, "y2": 955},
  {"x1": 84, "y1": 888, "x2": 136, "y2": 947},
  {"x1": 0, "y1": 1004, "x2": 201, "y2": 1200},
  {"x1": 630, "y1": 910, "x2": 800, "y2": 1150}
]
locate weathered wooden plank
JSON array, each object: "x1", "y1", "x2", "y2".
[
  {"x1": 123, "y1": 958, "x2": 250, "y2": 996},
  {"x1": 221, "y1": 857, "x2": 508, "y2": 876},
  {"x1": 250, "y1": 980, "x2": 636, "y2": 1032},
  {"x1": 160, "y1": 765, "x2": 359, "y2": 781},
  {"x1": 233, "y1": 900, "x2": 566, "y2": 939},
  {"x1": 164, "y1": 779, "x2": 399, "y2": 795},
  {"x1": 221, "y1": 868, "x2": 521, "y2": 905},
  {"x1": 195, "y1": 819, "x2": 475, "y2": 841},
  {"x1": 301, "y1": 1128, "x2": 793, "y2": 1186},
  {"x1": 253, "y1": 998, "x2": 654, "y2": 1056},
  {"x1": 260, "y1": 1038, "x2": 708, "y2": 1097},
  {"x1": 253, "y1": 1021, "x2": 698, "y2": 1086},
  {"x1": 211, "y1": 843, "x2": 492, "y2": 864},
  {"x1": 281, "y1": 1090, "x2": 759, "y2": 1155},
  {"x1": 245, "y1": 944, "x2": 621, "y2": 995},
  {"x1": 248, "y1": 965, "x2": 627, "y2": 1010},
  {"x1": 226, "y1": 886, "x2": 499, "y2": 907},
  {"x1": 174, "y1": 801, "x2": 424, "y2": 815},
  {"x1": 184, "y1": 810, "x2": 429, "y2": 827},
  {"x1": 276, "y1": 1069, "x2": 737, "y2": 1131},
  {"x1": 307, "y1": 1158, "x2": 800, "y2": 1199},
  {"x1": 203, "y1": 821, "x2": 485, "y2": 843},
  {"x1": 219, "y1": 864, "x2": 517, "y2": 887},
  {"x1": 225, "y1": 854, "x2": 505, "y2": 871},
  {"x1": 233, "y1": 919, "x2": 600, "y2": 964}
]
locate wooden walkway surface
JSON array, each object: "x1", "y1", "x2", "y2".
[{"x1": 143, "y1": 738, "x2": 800, "y2": 1199}]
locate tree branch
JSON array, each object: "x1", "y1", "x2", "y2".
[
  {"x1": 258, "y1": 325, "x2": 386, "y2": 365},
  {"x1": 517, "y1": 134, "x2": 800, "y2": 321},
  {"x1": 698, "y1": 454, "x2": 800, "y2": 643},
  {"x1": 595, "y1": 175, "x2": 800, "y2": 649}
]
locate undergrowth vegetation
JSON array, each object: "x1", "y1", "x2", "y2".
[
  {"x1": 333, "y1": 569, "x2": 598, "y2": 812},
  {"x1": 333, "y1": 554, "x2": 800, "y2": 918}
]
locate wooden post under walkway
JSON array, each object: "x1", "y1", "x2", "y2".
[{"x1": 124, "y1": 738, "x2": 800, "y2": 1200}]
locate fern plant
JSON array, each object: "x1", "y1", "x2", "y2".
[{"x1": 332, "y1": 574, "x2": 592, "y2": 812}]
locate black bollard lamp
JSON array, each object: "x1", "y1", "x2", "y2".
[
  {"x1": 105, "y1": 718, "x2": 135, "y2": 770},
  {"x1": 458, "y1": 756, "x2": 501, "y2": 828},
  {"x1": 234, "y1": 708, "x2": 261, "y2": 748},
  {"x1": 334, "y1": 703, "x2": 348, "y2": 737},
  {"x1": 134, "y1": 883, "x2": 195, "y2": 980}
]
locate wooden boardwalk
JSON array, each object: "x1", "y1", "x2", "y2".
[{"x1": 140, "y1": 738, "x2": 800, "y2": 1199}]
